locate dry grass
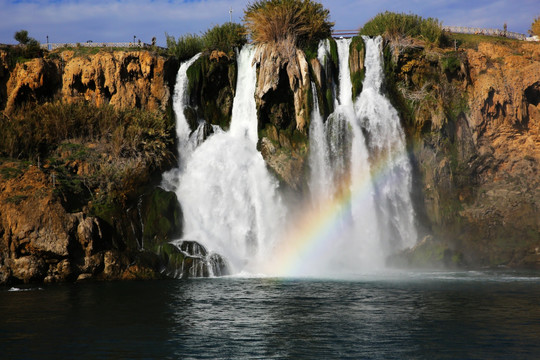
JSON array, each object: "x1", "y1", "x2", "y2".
[{"x1": 0, "y1": 101, "x2": 172, "y2": 166}]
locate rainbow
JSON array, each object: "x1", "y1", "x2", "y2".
[{"x1": 260, "y1": 149, "x2": 410, "y2": 277}]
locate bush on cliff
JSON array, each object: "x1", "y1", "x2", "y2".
[
  {"x1": 166, "y1": 33, "x2": 204, "y2": 62},
  {"x1": 3, "y1": 30, "x2": 43, "y2": 63},
  {"x1": 359, "y1": 12, "x2": 446, "y2": 46},
  {"x1": 167, "y1": 23, "x2": 247, "y2": 61},
  {"x1": 1, "y1": 101, "x2": 175, "y2": 216},
  {"x1": 243, "y1": 0, "x2": 333, "y2": 46},
  {"x1": 0, "y1": 101, "x2": 172, "y2": 165},
  {"x1": 203, "y1": 22, "x2": 248, "y2": 55}
]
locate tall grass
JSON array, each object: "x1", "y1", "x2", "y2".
[
  {"x1": 0, "y1": 101, "x2": 172, "y2": 164},
  {"x1": 167, "y1": 23, "x2": 247, "y2": 60},
  {"x1": 166, "y1": 33, "x2": 204, "y2": 62},
  {"x1": 359, "y1": 12, "x2": 446, "y2": 46},
  {"x1": 203, "y1": 23, "x2": 247, "y2": 55},
  {"x1": 243, "y1": 0, "x2": 333, "y2": 46}
]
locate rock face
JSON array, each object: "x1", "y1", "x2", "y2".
[
  {"x1": 184, "y1": 53, "x2": 237, "y2": 131},
  {"x1": 0, "y1": 162, "x2": 162, "y2": 284},
  {"x1": 254, "y1": 39, "x2": 311, "y2": 132},
  {"x1": 0, "y1": 48, "x2": 183, "y2": 284},
  {"x1": 157, "y1": 241, "x2": 229, "y2": 279},
  {"x1": 1, "y1": 49, "x2": 177, "y2": 114},
  {"x1": 388, "y1": 39, "x2": 540, "y2": 268},
  {"x1": 253, "y1": 40, "x2": 312, "y2": 192}
]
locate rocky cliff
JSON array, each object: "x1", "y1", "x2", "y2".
[
  {"x1": 182, "y1": 37, "x2": 539, "y2": 269},
  {"x1": 0, "y1": 48, "x2": 217, "y2": 284},
  {"x1": 1, "y1": 48, "x2": 178, "y2": 114},
  {"x1": 1, "y1": 37, "x2": 539, "y2": 283},
  {"x1": 0, "y1": 160, "x2": 164, "y2": 283},
  {"x1": 386, "y1": 39, "x2": 540, "y2": 268}
]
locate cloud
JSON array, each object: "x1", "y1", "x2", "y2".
[
  {"x1": 0, "y1": 0, "x2": 251, "y2": 45},
  {"x1": 0, "y1": 0, "x2": 537, "y2": 46}
]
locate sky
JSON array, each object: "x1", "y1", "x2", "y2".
[{"x1": 0, "y1": 0, "x2": 538, "y2": 46}]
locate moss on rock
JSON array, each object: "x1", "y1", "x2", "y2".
[{"x1": 140, "y1": 187, "x2": 183, "y2": 250}]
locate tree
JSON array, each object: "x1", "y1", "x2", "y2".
[
  {"x1": 13, "y1": 29, "x2": 42, "y2": 58},
  {"x1": 14, "y1": 30, "x2": 30, "y2": 45},
  {"x1": 530, "y1": 16, "x2": 540, "y2": 36}
]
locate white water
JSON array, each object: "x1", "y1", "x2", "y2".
[
  {"x1": 355, "y1": 36, "x2": 417, "y2": 250},
  {"x1": 306, "y1": 37, "x2": 417, "y2": 273},
  {"x1": 172, "y1": 53, "x2": 202, "y2": 166},
  {"x1": 173, "y1": 46, "x2": 284, "y2": 274},
  {"x1": 308, "y1": 82, "x2": 333, "y2": 204},
  {"x1": 162, "y1": 53, "x2": 210, "y2": 192},
  {"x1": 167, "y1": 38, "x2": 417, "y2": 277},
  {"x1": 332, "y1": 39, "x2": 383, "y2": 270}
]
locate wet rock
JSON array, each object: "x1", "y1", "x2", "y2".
[
  {"x1": 157, "y1": 241, "x2": 229, "y2": 279},
  {"x1": 139, "y1": 187, "x2": 183, "y2": 250}
]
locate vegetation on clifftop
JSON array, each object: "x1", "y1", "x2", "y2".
[
  {"x1": 243, "y1": 0, "x2": 333, "y2": 46},
  {"x1": 359, "y1": 12, "x2": 446, "y2": 46},
  {"x1": 166, "y1": 22, "x2": 247, "y2": 61},
  {"x1": 166, "y1": 33, "x2": 204, "y2": 62},
  {"x1": 202, "y1": 22, "x2": 248, "y2": 56}
]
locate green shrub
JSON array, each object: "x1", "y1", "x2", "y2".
[
  {"x1": 441, "y1": 54, "x2": 461, "y2": 74},
  {"x1": 203, "y1": 22, "x2": 247, "y2": 55},
  {"x1": 243, "y1": 0, "x2": 333, "y2": 46},
  {"x1": 359, "y1": 12, "x2": 446, "y2": 46},
  {"x1": 166, "y1": 33, "x2": 203, "y2": 62}
]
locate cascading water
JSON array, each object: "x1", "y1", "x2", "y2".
[
  {"x1": 162, "y1": 53, "x2": 209, "y2": 192},
  {"x1": 355, "y1": 36, "x2": 417, "y2": 251},
  {"x1": 172, "y1": 53, "x2": 202, "y2": 166},
  {"x1": 166, "y1": 38, "x2": 416, "y2": 278},
  {"x1": 312, "y1": 39, "x2": 383, "y2": 272},
  {"x1": 305, "y1": 37, "x2": 417, "y2": 274},
  {"x1": 172, "y1": 46, "x2": 284, "y2": 274},
  {"x1": 308, "y1": 82, "x2": 333, "y2": 204}
]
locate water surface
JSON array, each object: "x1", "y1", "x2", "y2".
[{"x1": 2, "y1": 270, "x2": 540, "y2": 359}]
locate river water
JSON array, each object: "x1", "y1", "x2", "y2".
[{"x1": 2, "y1": 270, "x2": 540, "y2": 359}]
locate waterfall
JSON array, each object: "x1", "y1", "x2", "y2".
[
  {"x1": 355, "y1": 36, "x2": 417, "y2": 251},
  {"x1": 165, "y1": 37, "x2": 416, "y2": 278},
  {"x1": 305, "y1": 37, "x2": 416, "y2": 274},
  {"x1": 172, "y1": 53, "x2": 202, "y2": 166},
  {"x1": 308, "y1": 82, "x2": 333, "y2": 204},
  {"x1": 331, "y1": 39, "x2": 383, "y2": 269},
  {"x1": 162, "y1": 53, "x2": 204, "y2": 192},
  {"x1": 174, "y1": 46, "x2": 284, "y2": 274}
]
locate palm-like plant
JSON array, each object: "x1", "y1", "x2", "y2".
[{"x1": 243, "y1": 0, "x2": 333, "y2": 46}]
